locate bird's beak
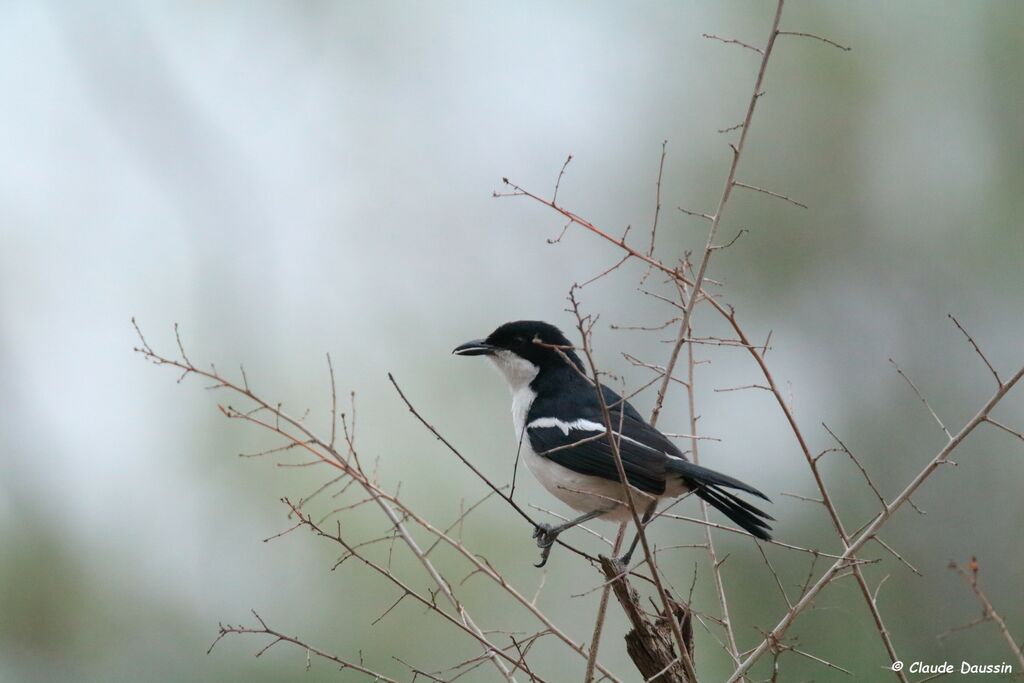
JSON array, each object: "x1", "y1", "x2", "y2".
[{"x1": 452, "y1": 339, "x2": 495, "y2": 356}]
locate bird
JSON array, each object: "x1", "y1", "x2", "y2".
[{"x1": 453, "y1": 319, "x2": 772, "y2": 567}]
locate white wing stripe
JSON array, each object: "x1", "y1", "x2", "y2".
[
  {"x1": 528, "y1": 417, "x2": 679, "y2": 458},
  {"x1": 527, "y1": 417, "x2": 606, "y2": 435}
]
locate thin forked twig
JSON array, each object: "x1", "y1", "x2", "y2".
[
  {"x1": 209, "y1": 610, "x2": 399, "y2": 682},
  {"x1": 651, "y1": 0, "x2": 788, "y2": 427},
  {"x1": 727, "y1": 365, "x2": 1024, "y2": 682},
  {"x1": 945, "y1": 558, "x2": 1024, "y2": 670}
]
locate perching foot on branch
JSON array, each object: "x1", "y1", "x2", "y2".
[
  {"x1": 532, "y1": 523, "x2": 560, "y2": 567},
  {"x1": 531, "y1": 509, "x2": 606, "y2": 567}
]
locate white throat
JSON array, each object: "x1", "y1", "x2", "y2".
[
  {"x1": 487, "y1": 350, "x2": 539, "y2": 438},
  {"x1": 487, "y1": 349, "x2": 539, "y2": 392}
]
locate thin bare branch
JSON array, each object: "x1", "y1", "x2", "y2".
[
  {"x1": 678, "y1": 206, "x2": 714, "y2": 221},
  {"x1": 986, "y1": 417, "x2": 1024, "y2": 443},
  {"x1": 648, "y1": 141, "x2": 668, "y2": 257},
  {"x1": 947, "y1": 558, "x2": 1024, "y2": 670},
  {"x1": 873, "y1": 537, "x2": 921, "y2": 577},
  {"x1": 585, "y1": 525, "x2": 627, "y2": 683},
  {"x1": 728, "y1": 365, "x2": 1024, "y2": 681},
  {"x1": 822, "y1": 423, "x2": 887, "y2": 509},
  {"x1": 684, "y1": 332, "x2": 743, "y2": 672},
  {"x1": 326, "y1": 353, "x2": 338, "y2": 449},
  {"x1": 732, "y1": 181, "x2": 808, "y2": 209},
  {"x1": 949, "y1": 314, "x2": 1002, "y2": 387},
  {"x1": 776, "y1": 30, "x2": 851, "y2": 51},
  {"x1": 209, "y1": 610, "x2": 398, "y2": 682},
  {"x1": 652, "y1": 0, "x2": 787, "y2": 427},
  {"x1": 889, "y1": 358, "x2": 953, "y2": 440},
  {"x1": 702, "y1": 32, "x2": 764, "y2": 55},
  {"x1": 552, "y1": 154, "x2": 572, "y2": 205},
  {"x1": 569, "y1": 292, "x2": 698, "y2": 682}
]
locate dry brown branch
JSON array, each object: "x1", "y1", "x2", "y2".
[
  {"x1": 585, "y1": 524, "x2": 628, "y2": 683},
  {"x1": 209, "y1": 610, "x2": 398, "y2": 682},
  {"x1": 821, "y1": 423, "x2": 887, "y2": 509},
  {"x1": 135, "y1": 324, "x2": 629, "y2": 682},
  {"x1": 568, "y1": 292, "x2": 699, "y2": 682},
  {"x1": 685, "y1": 338, "x2": 743, "y2": 672},
  {"x1": 552, "y1": 154, "x2": 572, "y2": 205},
  {"x1": 702, "y1": 32, "x2": 764, "y2": 55},
  {"x1": 678, "y1": 206, "x2": 714, "y2": 222},
  {"x1": 281, "y1": 498, "x2": 547, "y2": 681},
  {"x1": 650, "y1": 0, "x2": 787, "y2": 427},
  {"x1": 889, "y1": 358, "x2": 953, "y2": 441},
  {"x1": 776, "y1": 30, "x2": 851, "y2": 51},
  {"x1": 389, "y1": 372, "x2": 604, "y2": 567},
  {"x1": 702, "y1": 304, "x2": 912, "y2": 679},
  {"x1": 499, "y1": 7, "x2": 1024, "y2": 670},
  {"x1": 727, "y1": 365, "x2": 1024, "y2": 681},
  {"x1": 648, "y1": 141, "x2": 668, "y2": 257},
  {"x1": 986, "y1": 417, "x2": 1024, "y2": 443},
  {"x1": 945, "y1": 558, "x2": 1024, "y2": 670},
  {"x1": 137, "y1": 2, "x2": 1021, "y2": 679},
  {"x1": 948, "y1": 314, "x2": 1002, "y2": 387},
  {"x1": 731, "y1": 181, "x2": 808, "y2": 209},
  {"x1": 598, "y1": 556, "x2": 694, "y2": 683}
]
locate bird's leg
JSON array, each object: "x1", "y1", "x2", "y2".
[
  {"x1": 532, "y1": 509, "x2": 606, "y2": 568},
  {"x1": 617, "y1": 501, "x2": 657, "y2": 565}
]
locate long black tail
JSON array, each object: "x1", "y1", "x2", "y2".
[{"x1": 668, "y1": 459, "x2": 773, "y2": 540}]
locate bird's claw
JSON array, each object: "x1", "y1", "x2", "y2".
[{"x1": 532, "y1": 523, "x2": 559, "y2": 568}]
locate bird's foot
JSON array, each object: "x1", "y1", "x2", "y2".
[{"x1": 532, "y1": 523, "x2": 560, "y2": 568}]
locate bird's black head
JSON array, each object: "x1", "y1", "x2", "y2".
[{"x1": 453, "y1": 320, "x2": 582, "y2": 371}]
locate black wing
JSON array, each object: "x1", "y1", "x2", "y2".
[
  {"x1": 526, "y1": 400, "x2": 677, "y2": 495},
  {"x1": 527, "y1": 385, "x2": 774, "y2": 539}
]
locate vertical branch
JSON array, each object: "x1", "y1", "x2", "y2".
[
  {"x1": 584, "y1": 523, "x2": 627, "y2": 683},
  {"x1": 685, "y1": 332, "x2": 743, "y2": 670},
  {"x1": 647, "y1": 140, "x2": 668, "y2": 257},
  {"x1": 571, "y1": 294, "x2": 698, "y2": 683},
  {"x1": 650, "y1": 0, "x2": 786, "y2": 426}
]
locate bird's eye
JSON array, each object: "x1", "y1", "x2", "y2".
[{"x1": 513, "y1": 336, "x2": 525, "y2": 345}]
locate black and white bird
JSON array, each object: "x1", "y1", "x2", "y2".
[{"x1": 454, "y1": 320, "x2": 772, "y2": 567}]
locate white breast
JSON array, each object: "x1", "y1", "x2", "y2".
[
  {"x1": 486, "y1": 350, "x2": 637, "y2": 522},
  {"x1": 487, "y1": 349, "x2": 540, "y2": 437}
]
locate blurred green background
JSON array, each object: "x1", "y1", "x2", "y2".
[{"x1": 2, "y1": 1, "x2": 1022, "y2": 681}]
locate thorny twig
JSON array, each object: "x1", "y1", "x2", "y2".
[
  {"x1": 134, "y1": 322, "x2": 625, "y2": 682},
  {"x1": 944, "y1": 558, "x2": 1024, "y2": 670},
  {"x1": 209, "y1": 610, "x2": 399, "y2": 682},
  {"x1": 569, "y1": 292, "x2": 698, "y2": 683}
]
